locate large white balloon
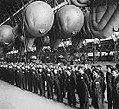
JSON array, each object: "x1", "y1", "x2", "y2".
[
  {"x1": 56, "y1": 5, "x2": 84, "y2": 39},
  {"x1": 24, "y1": 1, "x2": 54, "y2": 38},
  {"x1": 0, "y1": 25, "x2": 14, "y2": 46}
]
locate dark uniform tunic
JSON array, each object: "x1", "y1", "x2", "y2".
[
  {"x1": 92, "y1": 76, "x2": 106, "y2": 109},
  {"x1": 27, "y1": 69, "x2": 32, "y2": 92},
  {"x1": 112, "y1": 75, "x2": 119, "y2": 109},
  {"x1": 15, "y1": 68, "x2": 23, "y2": 88},
  {"x1": 53, "y1": 71, "x2": 62, "y2": 102},
  {"x1": 37, "y1": 68, "x2": 45, "y2": 96},
  {"x1": 66, "y1": 71, "x2": 76, "y2": 106},
  {"x1": 59, "y1": 69, "x2": 67, "y2": 100},
  {"x1": 84, "y1": 68, "x2": 92, "y2": 82},
  {"x1": 76, "y1": 72, "x2": 89, "y2": 109},
  {"x1": 23, "y1": 68, "x2": 28, "y2": 90},
  {"x1": 46, "y1": 69, "x2": 54, "y2": 99},
  {"x1": 8, "y1": 67, "x2": 15, "y2": 85},
  {"x1": 106, "y1": 71, "x2": 113, "y2": 109},
  {"x1": 31, "y1": 69, "x2": 38, "y2": 94},
  {"x1": 99, "y1": 70, "x2": 105, "y2": 80}
]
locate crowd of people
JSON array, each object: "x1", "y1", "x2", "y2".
[{"x1": 0, "y1": 61, "x2": 119, "y2": 109}]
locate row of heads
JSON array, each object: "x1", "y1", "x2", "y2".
[
  {"x1": 92, "y1": 63, "x2": 119, "y2": 77},
  {"x1": 0, "y1": 61, "x2": 89, "y2": 71},
  {"x1": 1, "y1": 61, "x2": 118, "y2": 73}
]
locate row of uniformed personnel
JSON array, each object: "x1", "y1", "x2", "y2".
[
  {"x1": 91, "y1": 63, "x2": 119, "y2": 109},
  {"x1": 0, "y1": 61, "x2": 107, "y2": 109}
]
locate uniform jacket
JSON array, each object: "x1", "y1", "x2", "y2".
[{"x1": 106, "y1": 71, "x2": 113, "y2": 100}]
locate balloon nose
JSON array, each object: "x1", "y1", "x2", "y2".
[
  {"x1": 72, "y1": 31, "x2": 77, "y2": 35},
  {"x1": 39, "y1": 29, "x2": 46, "y2": 34}
]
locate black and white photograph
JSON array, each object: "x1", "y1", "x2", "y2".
[{"x1": 0, "y1": 0, "x2": 119, "y2": 109}]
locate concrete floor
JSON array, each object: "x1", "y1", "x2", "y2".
[{"x1": 0, "y1": 81, "x2": 73, "y2": 109}]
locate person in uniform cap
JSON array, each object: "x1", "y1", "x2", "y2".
[
  {"x1": 76, "y1": 64, "x2": 89, "y2": 109},
  {"x1": 15, "y1": 66, "x2": 23, "y2": 88},
  {"x1": 53, "y1": 68, "x2": 62, "y2": 102},
  {"x1": 90, "y1": 65, "x2": 96, "y2": 82},
  {"x1": 84, "y1": 64, "x2": 92, "y2": 82},
  {"x1": 22, "y1": 65, "x2": 29, "y2": 90},
  {"x1": 21, "y1": 65, "x2": 26, "y2": 90},
  {"x1": 13, "y1": 64, "x2": 18, "y2": 86},
  {"x1": 91, "y1": 68, "x2": 106, "y2": 109},
  {"x1": 41, "y1": 65, "x2": 47, "y2": 97},
  {"x1": 59, "y1": 67, "x2": 67, "y2": 99},
  {"x1": 3, "y1": 64, "x2": 9, "y2": 83},
  {"x1": 0, "y1": 64, "x2": 4, "y2": 81},
  {"x1": 31, "y1": 67, "x2": 38, "y2": 94},
  {"x1": 27, "y1": 65, "x2": 32, "y2": 92},
  {"x1": 66, "y1": 68, "x2": 76, "y2": 107},
  {"x1": 37, "y1": 67, "x2": 45, "y2": 96},
  {"x1": 112, "y1": 67, "x2": 119, "y2": 109},
  {"x1": 8, "y1": 65, "x2": 15, "y2": 85},
  {"x1": 106, "y1": 65, "x2": 113, "y2": 109},
  {"x1": 96, "y1": 65, "x2": 105, "y2": 80},
  {"x1": 46, "y1": 67, "x2": 54, "y2": 99}
]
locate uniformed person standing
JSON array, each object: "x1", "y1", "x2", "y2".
[
  {"x1": 46, "y1": 67, "x2": 54, "y2": 99},
  {"x1": 4, "y1": 64, "x2": 9, "y2": 83},
  {"x1": 106, "y1": 65, "x2": 113, "y2": 109},
  {"x1": 60, "y1": 67, "x2": 67, "y2": 98},
  {"x1": 23, "y1": 65, "x2": 29, "y2": 90},
  {"x1": 96, "y1": 65, "x2": 105, "y2": 80},
  {"x1": 84, "y1": 64, "x2": 92, "y2": 82},
  {"x1": 112, "y1": 67, "x2": 119, "y2": 109},
  {"x1": 31, "y1": 67, "x2": 38, "y2": 94},
  {"x1": 91, "y1": 69, "x2": 106, "y2": 109},
  {"x1": 0, "y1": 64, "x2": 4, "y2": 81},
  {"x1": 37, "y1": 66, "x2": 45, "y2": 96},
  {"x1": 27, "y1": 65, "x2": 32, "y2": 92},
  {"x1": 41, "y1": 65, "x2": 47, "y2": 97},
  {"x1": 58, "y1": 66, "x2": 67, "y2": 101},
  {"x1": 91, "y1": 65, "x2": 96, "y2": 81},
  {"x1": 15, "y1": 66, "x2": 23, "y2": 88},
  {"x1": 76, "y1": 65, "x2": 89, "y2": 109},
  {"x1": 53, "y1": 68, "x2": 62, "y2": 102},
  {"x1": 21, "y1": 66, "x2": 26, "y2": 90},
  {"x1": 8, "y1": 65, "x2": 15, "y2": 85},
  {"x1": 66, "y1": 68, "x2": 76, "y2": 107}
]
